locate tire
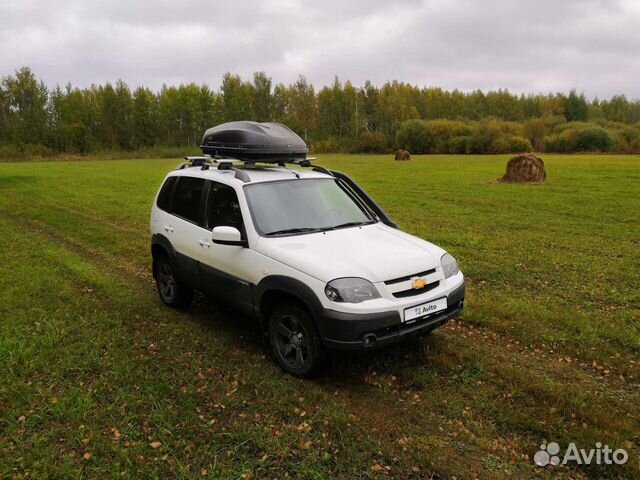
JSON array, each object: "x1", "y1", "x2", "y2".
[
  {"x1": 153, "y1": 255, "x2": 193, "y2": 309},
  {"x1": 268, "y1": 303, "x2": 332, "y2": 378}
]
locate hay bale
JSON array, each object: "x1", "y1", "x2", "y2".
[
  {"x1": 500, "y1": 154, "x2": 547, "y2": 183},
  {"x1": 394, "y1": 149, "x2": 411, "y2": 161}
]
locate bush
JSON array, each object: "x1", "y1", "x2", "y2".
[
  {"x1": 396, "y1": 119, "x2": 472, "y2": 154},
  {"x1": 448, "y1": 136, "x2": 471, "y2": 154},
  {"x1": 554, "y1": 121, "x2": 594, "y2": 134},
  {"x1": 395, "y1": 119, "x2": 430, "y2": 153},
  {"x1": 0, "y1": 144, "x2": 21, "y2": 160},
  {"x1": 0, "y1": 143, "x2": 54, "y2": 161},
  {"x1": 488, "y1": 135, "x2": 533, "y2": 154},
  {"x1": 465, "y1": 134, "x2": 490, "y2": 154},
  {"x1": 523, "y1": 118, "x2": 546, "y2": 151},
  {"x1": 355, "y1": 131, "x2": 388, "y2": 153},
  {"x1": 310, "y1": 137, "x2": 344, "y2": 154},
  {"x1": 543, "y1": 128, "x2": 580, "y2": 153},
  {"x1": 573, "y1": 128, "x2": 614, "y2": 152},
  {"x1": 478, "y1": 118, "x2": 523, "y2": 137}
]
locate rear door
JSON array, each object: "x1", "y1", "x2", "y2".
[
  {"x1": 166, "y1": 176, "x2": 207, "y2": 289},
  {"x1": 197, "y1": 180, "x2": 254, "y2": 314}
]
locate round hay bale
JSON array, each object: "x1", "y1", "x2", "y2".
[
  {"x1": 500, "y1": 154, "x2": 547, "y2": 183},
  {"x1": 394, "y1": 149, "x2": 411, "y2": 161}
]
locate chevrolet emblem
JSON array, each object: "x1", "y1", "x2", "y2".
[{"x1": 412, "y1": 278, "x2": 427, "y2": 289}]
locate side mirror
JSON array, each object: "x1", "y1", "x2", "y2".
[{"x1": 211, "y1": 226, "x2": 246, "y2": 247}]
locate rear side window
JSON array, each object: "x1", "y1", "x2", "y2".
[
  {"x1": 156, "y1": 177, "x2": 177, "y2": 212},
  {"x1": 206, "y1": 182, "x2": 243, "y2": 231},
  {"x1": 171, "y1": 177, "x2": 205, "y2": 223}
]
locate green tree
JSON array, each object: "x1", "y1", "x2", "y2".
[
  {"x1": 287, "y1": 75, "x2": 316, "y2": 141},
  {"x1": 564, "y1": 89, "x2": 588, "y2": 122},
  {"x1": 46, "y1": 84, "x2": 94, "y2": 153},
  {"x1": 376, "y1": 81, "x2": 420, "y2": 141},
  {"x1": 221, "y1": 73, "x2": 254, "y2": 122},
  {"x1": 271, "y1": 83, "x2": 289, "y2": 124},
  {"x1": 97, "y1": 81, "x2": 133, "y2": 149},
  {"x1": 601, "y1": 95, "x2": 631, "y2": 123},
  {"x1": 485, "y1": 89, "x2": 523, "y2": 121},
  {"x1": 317, "y1": 77, "x2": 356, "y2": 143},
  {"x1": 358, "y1": 81, "x2": 379, "y2": 132},
  {"x1": 1, "y1": 67, "x2": 48, "y2": 151},
  {"x1": 524, "y1": 118, "x2": 546, "y2": 151},
  {"x1": 132, "y1": 87, "x2": 158, "y2": 148},
  {"x1": 252, "y1": 72, "x2": 272, "y2": 122}
]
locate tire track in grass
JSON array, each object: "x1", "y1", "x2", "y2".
[
  {"x1": 0, "y1": 191, "x2": 549, "y2": 477},
  {"x1": 2, "y1": 193, "x2": 639, "y2": 478},
  {"x1": 319, "y1": 328, "x2": 639, "y2": 479},
  {"x1": 2, "y1": 205, "x2": 636, "y2": 472},
  {"x1": 0, "y1": 217, "x2": 390, "y2": 479},
  {"x1": 0, "y1": 185, "x2": 143, "y2": 234}
]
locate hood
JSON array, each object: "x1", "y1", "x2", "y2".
[{"x1": 256, "y1": 224, "x2": 445, "y2": 282}]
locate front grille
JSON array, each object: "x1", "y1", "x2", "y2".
[
  {"x1": 392, "y1": 280, "x2": 440, "y2": 298},
  {"x1": 384, "y1": 268, "x2": 436, "y2": 285}
]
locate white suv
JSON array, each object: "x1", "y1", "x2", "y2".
[{"x1": 150, "y1": 123, "x2": 465, "y2": 377}]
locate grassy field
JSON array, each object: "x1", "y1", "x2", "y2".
[{"x1": 0, "y1": 154, "x2": 638, "y2": 479}]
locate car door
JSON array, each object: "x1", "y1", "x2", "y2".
[
  {"x1": 166, "y1": 176, "x2": 207, "y2": 289},
  {"x1": 197, "y1": 180, "x2": 254, "y2": 314}
]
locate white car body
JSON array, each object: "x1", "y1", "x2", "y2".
[{"x1": 150, "y1": 162, "x2": 465, "y2": 354}]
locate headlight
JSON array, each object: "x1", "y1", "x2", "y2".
[
  {"x1": 441, "y1": 253, "x2": 459, "y2": 279},
  {"x1": 325, "y1": 277, "x2": 381, "y2": 303}
]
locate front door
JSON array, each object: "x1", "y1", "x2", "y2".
[{"x1": 197, "y1": 181, "x2": 254, "y2": 314}]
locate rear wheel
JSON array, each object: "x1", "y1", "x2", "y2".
[
  {"x1": 268, "y1": 303, "x2": 331, "y2": 377},
  {"x1": 154, "y1": 255, "x2": 193, "y2": 308}
]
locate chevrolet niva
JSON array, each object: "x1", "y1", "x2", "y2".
[{"x1": 150, "y1": 121, "x2": 465, "y2": 376}]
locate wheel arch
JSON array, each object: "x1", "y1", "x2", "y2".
[
  {"x1": 255, "y1": 275, "x2": 324, "y2": 328},
  {"x1": 151, "y1": 234, "x2": 177, "y2": 277}
]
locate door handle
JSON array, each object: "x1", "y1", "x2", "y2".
[
  {"x1": 164, "y1": 225, "x2": 174, "y2": 233},
  {"x1": 199, "y1": 240, "x2": 211, "y2": 248}
]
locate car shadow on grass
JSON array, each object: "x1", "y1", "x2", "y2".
[{"x1": 186, "y1": 292, "x2": 441, "y2": 385}]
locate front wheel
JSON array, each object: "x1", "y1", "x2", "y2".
[
  {"x1": 153, "y1": 255, "x2": 193, "y2": 308},
  {"x1": 268, "y1": 304, "x2": 331, "y2": 377}
]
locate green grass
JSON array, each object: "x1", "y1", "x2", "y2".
[{"x1": 0, "y1": 154, "x2": 639, "y2": 479}]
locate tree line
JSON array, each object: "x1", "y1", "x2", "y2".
[{"x1": 1, "y1": 66, "x2": 639, "y2": 158}]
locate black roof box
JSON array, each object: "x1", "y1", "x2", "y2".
[{"x1": 200, "y1": 121, "x2": 308, "y2": 163}]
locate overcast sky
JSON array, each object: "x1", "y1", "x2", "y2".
[{"x1": 2, "y1": 0, "x2": 639, "y2": 99}]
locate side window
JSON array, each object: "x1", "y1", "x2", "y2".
[
  {"x1": 156, "y1": 176, "x2": 177, "y2": 212},
  {"x1": 206, "y1": 182, "x2": 244, "y2": 231},
  {"x1": 171, "y1": 177, "x2": 205, "y2": 223}
]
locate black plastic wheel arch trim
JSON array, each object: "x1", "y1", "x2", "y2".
[
  {"x1": 151, "y1": 234, "x2": 177, "y2": 265},
  {"x1": 255, "y1": 275, "x2": 325, "y2": 325}
]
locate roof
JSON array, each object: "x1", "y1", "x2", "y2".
[{"x1": 169, "y1": 162, "x2": 332, "y2": 185}]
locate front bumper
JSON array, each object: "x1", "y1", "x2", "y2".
[{"x1": 318, "y1": 281, "x2": 466, "y2": 350}]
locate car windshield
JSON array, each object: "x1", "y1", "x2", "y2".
[{"x1": 245, "y1": 178, "x2": 375, "y2": 236}]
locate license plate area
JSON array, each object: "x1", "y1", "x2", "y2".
[{"x1": 404, "y1": 297, "x2": 447, "y2": 323}]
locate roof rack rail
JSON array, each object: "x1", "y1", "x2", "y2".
[
  {"x1": 217, "y1": 161, "x2": 251, "y2": 183},
  {"x1": 178, "y1": 155, "x2": 217, "y2": 170}
]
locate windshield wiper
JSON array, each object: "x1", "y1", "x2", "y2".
[
  {"x1": 330, "y1": 220, "x2": 376, "y2": 230},
  {"x1": 265, "y1": 227, "x2": 324, "y2": 236}
]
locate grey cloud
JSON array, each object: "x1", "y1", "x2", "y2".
[{"x1": 0, "y1": 0, "x2": 638, "y2": 98}]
